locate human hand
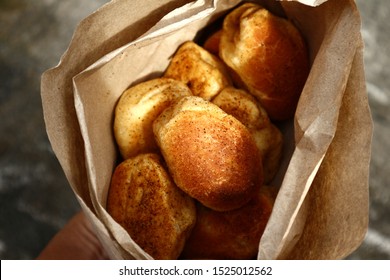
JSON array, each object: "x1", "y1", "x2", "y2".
[{"x1": 36, "y1": 211, "x2": 108, "y2": 260}]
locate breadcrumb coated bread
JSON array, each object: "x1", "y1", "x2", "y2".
[
  {"x1": 153, "y1": 96, "x2": 263, "y2": 212},
  {"x1": 164, "y1": 41, "x2": 232, "y2": 100},
  {"x1": 114, "y1": 78, "x2": 192, "y2": 159},
  {"x1": 219, "y1": 3, "x2": 309, "y2": 120},
  {"x1": 106, "y1": 2, "x2": 309, "y2": 259},
  {"x1": 212, "y1": 87, "x2": 283, "y2": 183},
  {"x1": 106, "y1": 153, "x2": 196, "y2": 260},
  {"x1": 181, "y1": 186, "x2": 274, "y2": 260}
]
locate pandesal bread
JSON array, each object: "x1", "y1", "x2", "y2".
[
  {"x1": 164, "y1": 41, "x2": 232, "y2": 100},
  {"x1": 181, "y1": 186, "x2": 274, "y2": 260},
  {"x1": 219, "y1": 3, "x2": 310, "y2": 120},
  {"x1": 212, "y1": 87, "x2": 283, "y2": 183},
  {"x1": 203, "y1": 29, "x2": 222, "y2": 56},
  {"x1": 114, "y1": 78, "x2": 192, "y2": 159},
  {"x1": 106, "y1": 153, "x2": 196, "y2": 260},
  {"x1": 153, "y1": 96, "x2": 263, "y2": 212}
]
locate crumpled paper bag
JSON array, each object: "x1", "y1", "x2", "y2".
[{"x1": 41, "y1": 0, "x2": 372, "y2": 259}]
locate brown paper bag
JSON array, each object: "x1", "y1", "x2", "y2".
[{"x1": 41, "y1": 0, "x2": 372, "y2": 259}]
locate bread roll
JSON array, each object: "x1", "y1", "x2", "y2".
[
  {"x1": 164, "y1": 41, "x2": 232, "y2": 100},
  {"x1": 212, "y1": 86, "x2": 283, "y2": 183},
  {"x1": 153, "y1": 96, "x2": 263, "y2": 211},
  {"x1": 203, "y1": 29, "x2": 222, "y2": 56},
  {"x1": 181, "y1": 186, "x2": 274, "y2": 260},
  {"x1": 219, "y1": 3, "x2": 310, "y2": 120},
  {"x1": 114, "y1": 78, "x2": 192, "y2": 159},
  {"x1": 106, "y1": 153, "x2": 196, "y2": 260}
]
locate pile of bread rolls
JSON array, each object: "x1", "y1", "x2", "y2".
[{"x1": 106, "y1": 2, "x2": 309, "y2": 260}]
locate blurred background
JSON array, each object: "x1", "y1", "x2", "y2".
[{"x1": 0, "y1": 0, "x2": 389, "y2": 259}]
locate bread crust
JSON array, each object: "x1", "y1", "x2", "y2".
[
  {"x1": 164, "y1": 41, "x2": 232, "y2": 100},
  {"x1": 181, "y1": 187, "x2": 274, "y2": 260},
  {"x1": 114, "y1": 78, "x2": 192, "y2": 159},
  {"x1": 153, "y1": 96, "x2": 263, "y2": 211},
  {"x1": 203, "y1": 29, "x2": 222, "y2": 56},
  {"x1": 219, "y1": 3, "x2": 309, "y2": 120},
  {"x1": 106, "y1": 153, "x2": 196, "y2": 260},
  {"x1": 212, "y1": 87, "x2": 283, "y2": 183}
]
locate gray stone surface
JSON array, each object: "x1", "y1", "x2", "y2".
[
  {"x1": 346, "y1": 0, "x2": 390, "y2": 260},
  {"x1": 0, "y1": 0, "x2": 108, "y2": 259},
  {"x1": 0, "y1": 0, "x2": 389, "y2": 259}
]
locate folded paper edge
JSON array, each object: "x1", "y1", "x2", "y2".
[
  {"x1": 283, "y1": 0, "x2": 328, "y2": 7},
  {"x1": 258, "y1": 0, "x2": 365, "y2": 259}
]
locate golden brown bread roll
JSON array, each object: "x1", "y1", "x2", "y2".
[
  {"x1": 203, "y1": 29, "x2": 222, "y2": 56},
  {"x1": 114, "y1": 78, "x2": 192, "y2": 159},
  {"x1": 219, "y1": 3, "x2": 310, "y2": 120},
  {"x1": 212, "y1": 86, "x2": 283, "y2": 183},
  {"x1": 164, "y1": 41, "x2": 232, "y2": 100},
  {"x1": 106, "y1": 153, "x2": 196, "y2": 260},
  {"x1": 181, "y1": 186, "x2": 274, "y2": 260},
  {"x1": 153, "y1": 96, "x2": 263, "y2": 212}
]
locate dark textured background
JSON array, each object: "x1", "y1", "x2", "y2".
[{"x1": 0, "y1": 0, "x2": 389, "y2": 259}]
